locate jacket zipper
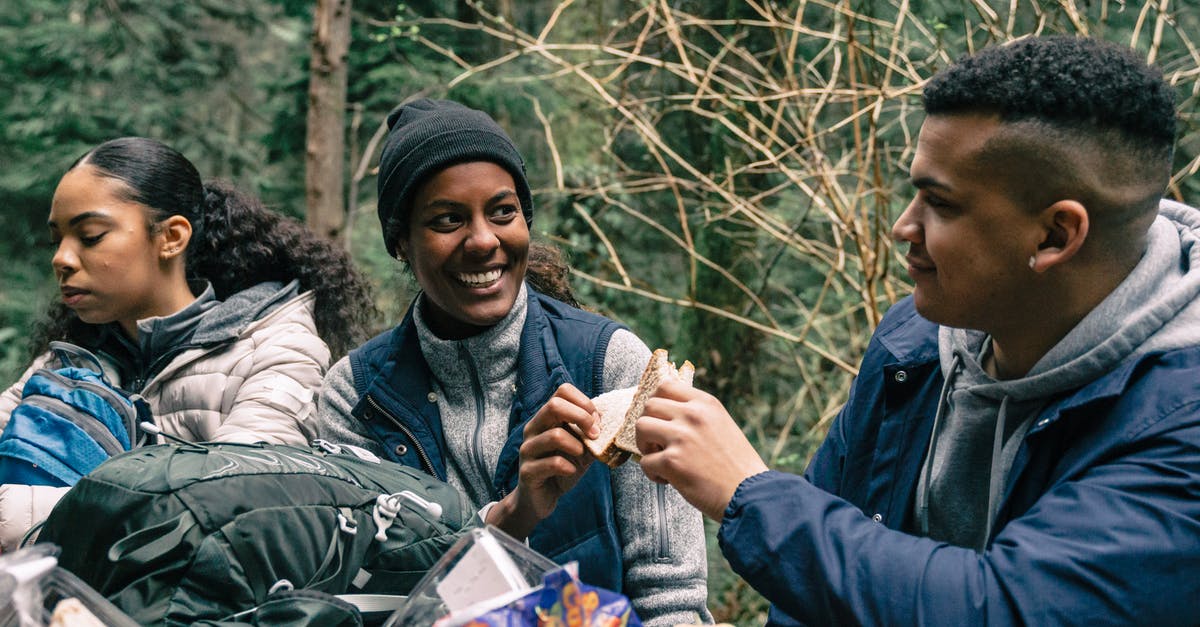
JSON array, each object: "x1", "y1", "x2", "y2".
[
  {"x1": 134, "y1": 345, "x2": 204, "y2": 393},
  {"x1": 458, "y1": 345, "x2": 492, "y2": 497},
  {"x1": 364, "y1": 394, "x2": 437, "y2": 477},
  {"x1": 655, "y1": 483, "x2": 671, "y2": 560}
]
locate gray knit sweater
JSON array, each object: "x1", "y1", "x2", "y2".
[{"x1": 316, "y1": 283, "x2": 712, "y2": 625}]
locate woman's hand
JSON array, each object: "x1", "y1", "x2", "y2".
[{"x1": 486, "y1": 383, "x2": 598, "y2": 539}]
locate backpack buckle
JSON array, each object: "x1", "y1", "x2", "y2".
[
  {"x1": 312, "y1": 439, "x2": 342, "y2": 455},
  {"x1": 337, "y1": 508, "x2": 358, "y2": 536}
]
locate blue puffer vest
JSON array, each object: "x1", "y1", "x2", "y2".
[{"x1": 346, "y1": 287, "x2": 625, "y2": 590}]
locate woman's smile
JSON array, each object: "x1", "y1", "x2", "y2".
[
  {"x1": 455, "y1": 267, "x2": 504, "y2": 288},
  {"x1": 400, "y1": 161, "x2": 530, "y2": 340}
]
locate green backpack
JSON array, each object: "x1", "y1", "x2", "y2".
[{"x1": 38, "y1": 440, "x2": 474, "y2": 625}]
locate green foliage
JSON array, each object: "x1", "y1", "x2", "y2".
[
  {"x1": 0, "y1": 0, "x2": 310, "y2": 384},
  {"x1": 4, "y1": 1, "x2": 1200, "y2": 623},
  {"x1": 375, "y1": 1, "x2": 1200, "y2": 619}
]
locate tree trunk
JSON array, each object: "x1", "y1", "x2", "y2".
[{"x1": 305, "y1": 0, "x2": 351, "y2": 241}]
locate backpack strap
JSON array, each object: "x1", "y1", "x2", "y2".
[
  {"x1": 334, "y1": 593, "x2": 408, "y2": 614},
  {"x1": 45, "y1": 341, "x2": 154, "y2": 447},
  {"x1": 48, "y1": 341, "x2": 109, "y2": 381}
]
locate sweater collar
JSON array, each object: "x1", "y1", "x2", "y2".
[{"x1": 414, "y1": 282, "x2": 528, "y2": 389}]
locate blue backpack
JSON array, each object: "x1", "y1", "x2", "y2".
[{"x1": 0, "y1": 341, "x2": 149, "y2": 487}]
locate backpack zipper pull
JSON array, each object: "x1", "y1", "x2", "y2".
[
  {"x1": 371, "y1": 491, "x2": 445, "y2": 541},
  {"x1": 139, "y1": 422, "x2": 207, "y2": 453}
]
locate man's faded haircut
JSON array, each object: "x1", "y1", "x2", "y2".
[{"x1": 924, "y1": 35, "x2": 1176, "y2": 163}]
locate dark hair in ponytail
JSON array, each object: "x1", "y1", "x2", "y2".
[
  {"x1": 31, "y1": 137, "x2": 376, "y2": 359},
  {"x1": 186, "y1": 181, "x2": 377, "y2": 356}
]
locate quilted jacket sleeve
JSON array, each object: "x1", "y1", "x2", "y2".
[
  {"x1": 0, "y1": 355, "x2": 87, "y2": 552},
  {"x1": 0, "y1": 355, "x2": 54, "y2": 430},
  {"x1": 208, "y1": 296, "x2": 331, "y2": 446},
  {"x1": 0, "y1": 484, "x2": 70, "y2": 552},
  {"x1": 0, "y1": 381, "x2": 22, "y2": 431}
]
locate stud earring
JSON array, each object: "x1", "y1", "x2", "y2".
[{"x1": 1028, "y1": 255, "x2": 1036, "y2": 269}]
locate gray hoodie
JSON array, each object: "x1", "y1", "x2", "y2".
[
  {"x1": 95, "y1": 280, "x2": 302, "y2": 391},
  {"x1": 915, "y1": 200, "x2": 1200, "y2": 551}
]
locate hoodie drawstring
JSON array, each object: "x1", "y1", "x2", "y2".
[
  {"x1": 916, "y1": 353, "x2": 960, "y2": 537},
  {"x1": 982, "y1": 396, "x2": 1009, "y2": 550}
]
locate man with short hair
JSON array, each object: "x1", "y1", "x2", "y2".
[{"x1": 636, "y1": 36, "x2": 1200, "y2": 625}]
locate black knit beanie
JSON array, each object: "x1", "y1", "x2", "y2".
[{"x1": 376, "y1": 98, "x2": 533, "y2": 257}]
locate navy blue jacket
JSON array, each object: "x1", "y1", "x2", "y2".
[
  {"x1": 346, "y1": 288, "x2": 626, "y2": 591},
  {"x1": 719, "y1": 297, "x2": 1200, "y2": 625}
]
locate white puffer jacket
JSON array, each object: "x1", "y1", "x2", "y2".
[{"x1": 0, "y1": 288, "x2": 331, "y2": 550}]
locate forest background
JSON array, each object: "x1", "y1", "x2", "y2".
[{"x1": 2, "y1": 1, "x2": 1199, "y2": 623}]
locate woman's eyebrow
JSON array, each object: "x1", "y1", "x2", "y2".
[
  {"x1": 487, "y1": 189, "x2": 516, "y2": 204},
  {"x1": 47, "y1": 210, "x2": 113, "y2": 229},
  {"x1": 419, "y1": 189, "x2": 515, "y2": 211}
]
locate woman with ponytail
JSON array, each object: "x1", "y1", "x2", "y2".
[{"x1": 0, "y1": 136, "x2": 376, "y2": 550}]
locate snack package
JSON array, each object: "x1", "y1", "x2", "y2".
[
  {"x1": 385, "y1": 526, "x2": 642, "y2": 627},
  {"x1": 439, "y1": 568, "x2": 641, "y2": 627},
  {"x1": 384, "y1": 526, "x2": 561, "y2": 626}
]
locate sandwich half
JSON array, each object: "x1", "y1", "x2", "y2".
[{"x1": 577, "y1": 349, "x2": 695, "y2": 467}]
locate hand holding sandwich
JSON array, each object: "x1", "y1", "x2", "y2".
[
  {"x1": 486, "y1": 383, "x2": 598, "y2": 540},
  {"x1": 637, "y1": 381, "x2": 769, "y2": 521}
]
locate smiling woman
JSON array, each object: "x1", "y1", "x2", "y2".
[
  {"x1": 400, "y1": 161, "x2": 530, "y2": 339},
  {"x1": 315, "y1": 99, "x2": 712, "y2": 625},
  {"x1": 0, "y1": 136, "x2": 378, "y2": 551}
]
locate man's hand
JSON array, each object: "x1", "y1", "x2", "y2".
[
  {"x1": 636, "y1": 380, "x2": 769, "y2": 520},
  {"x1": 486, "y1": 383, "x2": 597, "y2": 539}
]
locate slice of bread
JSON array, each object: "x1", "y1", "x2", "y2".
[{"x1": 577, "y1": 349, "x2": 695, "y2": 467}]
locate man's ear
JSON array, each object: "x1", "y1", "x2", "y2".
[
  {"x1": 158, "y1": 216, "x2": 193, "y2": 261},
  {"x1": 1030, "y1": 200, "x2": 1088, "y2": 272}
]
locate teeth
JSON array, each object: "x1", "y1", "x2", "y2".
[{"x1": 457, "y1": 269, "x2": 502, "y2": 286}]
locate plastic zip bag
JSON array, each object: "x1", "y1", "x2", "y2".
[
  {"x1": 0, "y1": 545, "x2": 137, "y2": 627},
  {"x1": 384, "y1": 526, "x2": 641, "y2": 627}
]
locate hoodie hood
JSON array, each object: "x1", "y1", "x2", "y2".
[
  {"x1": 97, "y1": 280, "x2": 303, "y2": 390},
  {"x1": 941, "y1": 199, "x2": 1200, "y2": 401},
  {"x1": 917, "y1": 200, "x2": 1200, "y2": 551},
  {"x1": 188, "y1": 280, "x2": 301, "y2": 346}
]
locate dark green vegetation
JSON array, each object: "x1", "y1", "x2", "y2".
[{"x1": 3, "y1": 1, "x2": 1198, "y2": 623}]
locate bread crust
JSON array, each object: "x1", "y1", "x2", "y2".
[{"x1": 574, "y1": 349, "x2": 695, "y2": 468}]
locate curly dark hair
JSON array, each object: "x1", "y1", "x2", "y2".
[
  {"x1": 31, "y1": 137, "x2": 377, "y2": 359},
  {"x1": 924, "y1": 36, "x2": 1176, "y2": 158},
  {"x1": 526, "y1": 241, "x2": 579, "y2": 308},
  {"x1": 186, "y1": 181, "x2": 378, "y2": 356}
]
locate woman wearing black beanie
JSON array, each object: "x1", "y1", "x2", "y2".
[{"x1": 317, "y1": 99, "x2": 711, "y2": 624}]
